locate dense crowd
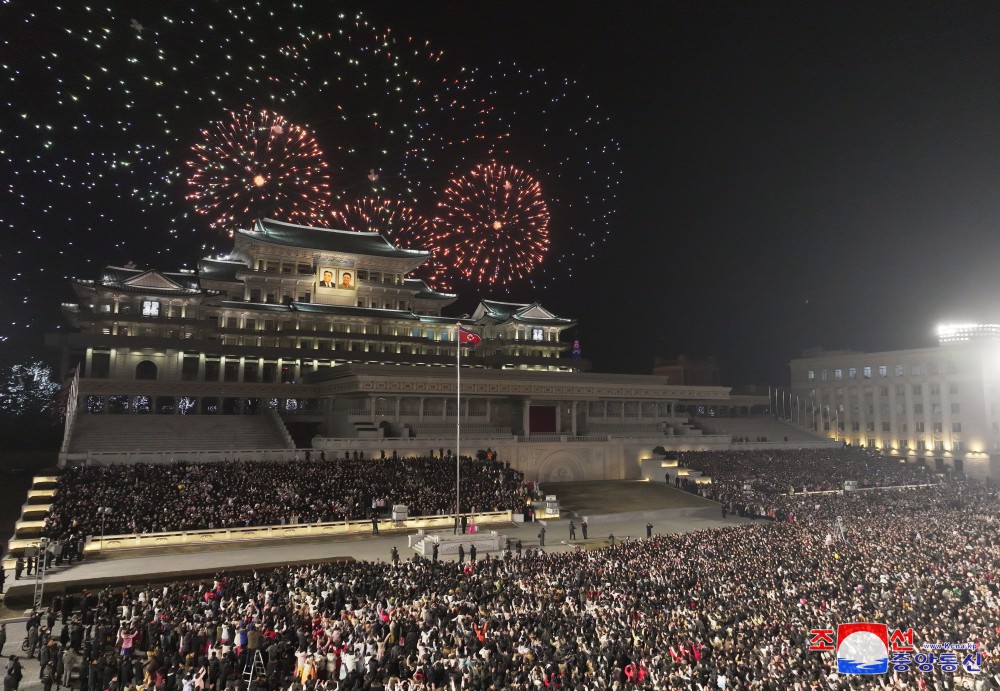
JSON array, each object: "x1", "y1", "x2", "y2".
[
  {"x1": 22, "y1": 448, "x2": 1000, "y2": 690},
  {"x1": 17, "y1": 478, "x2": 1000, "y2": 691},
  {"x1": 42, "y1": 457, "x2": 527, "y2": 540},
  {"x1": 673, "y1": 447, "x2": 938, "y2": 520}
]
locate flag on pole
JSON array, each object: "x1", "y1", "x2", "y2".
[{"x1": 458, "y1": 327, "x2": 481, "y2": 349}]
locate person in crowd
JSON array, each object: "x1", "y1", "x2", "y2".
[{"x1": 43, "y1": 456, "x2": 528, "y2": 540}]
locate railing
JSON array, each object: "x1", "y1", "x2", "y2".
[
  {"x1": 80, "y1": 510, "x2": 514, "y2": 555},
  {"x1": 266, "y1": 408, "x2": 296, "y2": 450},
  {"x1": 74, "y1": 449, "x2": 302, "y2": 464},
  {"x1": 59, "y1": 366, "x2": 81, "y2": 454},
  {"x1": 793, "y1": 482, "x2": 938, "y2": 495}
]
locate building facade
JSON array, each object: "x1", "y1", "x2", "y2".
[
  {"x1": 789, "y1": 326, "x2": 1000, "y2": 480},
  {"x1": 49, "y1": 218, "x2": 821, "y2": 478}
]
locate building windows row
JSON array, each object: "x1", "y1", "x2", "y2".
[{"x1": 808, "y1": 361, "x2": 957, "y2": 382}]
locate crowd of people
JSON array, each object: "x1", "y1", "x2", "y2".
[
  {"x1": 21, "y1": 447, "x2": 1000, "y2": 689},
  {"x1": 670, "y1": 447, "x2": 939, "y2": 520},
  {"x1": 13, "y1": 477, "x2": 1000, "y2": 691},
  {"x1": 42, "y1": 457, "x2": 527, "y2": 541}
]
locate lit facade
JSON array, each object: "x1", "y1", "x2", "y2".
[
  {"x1": 47, "y1": 218, "x2": 781, "y2": 479},
  {"x1": 790, "y1": 334, "x2": 1000, "y2": 479}
]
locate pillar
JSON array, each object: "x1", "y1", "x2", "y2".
[
  {"x1": 522, "y1": 400, "x2": 531, "y2": 437},
  {"x1": 571, "y1": 401, "x2": 578, "y2": 437},
  {"x1": 555, "y1": 404, "x2": 561, "y2": 434}
]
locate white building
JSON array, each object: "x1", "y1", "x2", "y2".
[
  {"x1": 789, "y1": 325, "x2": 1000, "y2": 480},
  {"x1": 48, "y1": 218, "x2": 824, "y2": 477}
]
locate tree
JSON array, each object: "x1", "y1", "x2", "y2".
[{"x1": 0, "y1": 360, "x2": 61, "y2": 418}]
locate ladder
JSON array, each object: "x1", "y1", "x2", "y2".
[
  {"x1": 243, "y1": 649, "x2": 265, "y2": 686},
  {"x1": 32, "y1": 538, "x2": 50, "y2": 611}
]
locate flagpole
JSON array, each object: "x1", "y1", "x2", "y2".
[{"x1": 455, "y1": 322, "x2": 461, "y2": 534}]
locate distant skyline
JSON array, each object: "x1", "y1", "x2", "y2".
[{"x1": 4, "y1": 2, "x2": 1000, "y2": 384}]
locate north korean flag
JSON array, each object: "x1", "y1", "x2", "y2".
[{"x1": 459, "y1": 327, "x2": 482, "y2": 349}]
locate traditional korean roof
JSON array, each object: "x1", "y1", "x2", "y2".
[
  {"x1": 238, "y1": 218, "x2": 430, "y2": 259},
  {"x1": 90, "y1": 267, "x2": 203, "y2": 295},
  {"x1": 404, "y1": 278, "x2": 457, "y2": 301},
  {"x1": 218, "y1": 301, "x2": 292, "y2": 313},
  {"x1": 199, "y1": 258, "x2": 245, "y2": 282},
  {"x1": 291, "y1": 302, "x2": 420, "y2": 320},
  {"x1": 473, "y1": 299, "x2": 575, "y2": 326}
]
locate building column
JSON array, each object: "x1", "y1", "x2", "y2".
[
  {"x1": 522, "y1": 400, "x2": 531, "y2": 437},
  {"x1": 571, "y1": 401, "x2": 578, "y2": 436},
  {"x1": 555, "y1": 404, "x2": 561, "y2": 434},
  {"x1": 418, "y1": 397, "x2": 424, "y2": 422},
  {"x1": 486, "y1": 398, "x2": 492, "y2": 425}
]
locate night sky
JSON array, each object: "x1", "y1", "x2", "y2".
[{"x1": 4, "y1": 2, "x2": 1000, "y2": 385}]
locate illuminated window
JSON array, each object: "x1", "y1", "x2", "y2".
[
  {"x1": 807, "y1": 370, "x2": 815, "y2": 381},
  {"x1": 848, "y1": 368, "x2": 857, "y2": 380},
  {"x1": 821, "y1": 370, "x2": 828, "y2": 381},
  {"x1": 834, "y1": 369, "x2": 843, "y2": 380},
  {"x1": 141, "y1": 300, "x2": 159, "y2": 317},
  {"x1": 895, "y1": 365, "x2": 905, "y2": 377},
  {"x1": 863, "y1": 366, "x2": 872, "y2": 379},
  {"x1": 953, "y1": 441, "x2": 963, "y2": 452},
  {"x1": 878, "y1": 365, "x2": 888, "y2": 377}
]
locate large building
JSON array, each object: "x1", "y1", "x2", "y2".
[
  {"x1": 48, "y1": 218, "x2": 815, "y2": 478},
  {"x1": 789, "y1": 324, "x2": 1000, "y2": 480}
]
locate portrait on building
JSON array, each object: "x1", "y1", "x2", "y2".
[{"x1": 316, "y1": 267, "x2": 356, "y2": 291}]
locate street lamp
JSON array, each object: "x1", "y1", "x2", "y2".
[{"x1": 97, "y1": 507, "x2": 113, "y2": 553}]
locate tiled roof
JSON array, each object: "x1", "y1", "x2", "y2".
[
  {"x1": 291, "y1": 302, "x2": 420, "y2": 320},
  {"x1": 199, "y1": 258, "x2": 245, "y2": 282},
  {"x1": 239, "y1": 218, "x2": 430, "y2": 259}
]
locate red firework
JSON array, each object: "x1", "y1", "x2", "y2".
[
  {"x1": 434, "y1": 162, "x2": 550, "y2": 285},
  {"x1": 186, "y1": 107, "x2": 331, "y2": 231},
  {"x1": 330, "y1": 197, "x2": 431, "y2": 247}
]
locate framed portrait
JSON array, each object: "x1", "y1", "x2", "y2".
[
  {"x1": 317, "y1": 267, "x2": 337, "y2": 289},
  {"x1": 337, "y1": 269, "x2": 355, "y2": 290},
  {"x1": 316, "y1": 267, "x2": 356, "y2": 291}
]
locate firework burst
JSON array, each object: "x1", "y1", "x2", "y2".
[
  {"x1": 435, "y1": 161, "x2": 550, "y2": 286},
  {"x1": 186, "y1": 108, "x2": 331, "y2": 232},
  {"x1": 331, "y1": 196, "x2": 431, "y2": 248},
  {"x1": 425, "y1": 64, "x2": 620, "y2": 285}
]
